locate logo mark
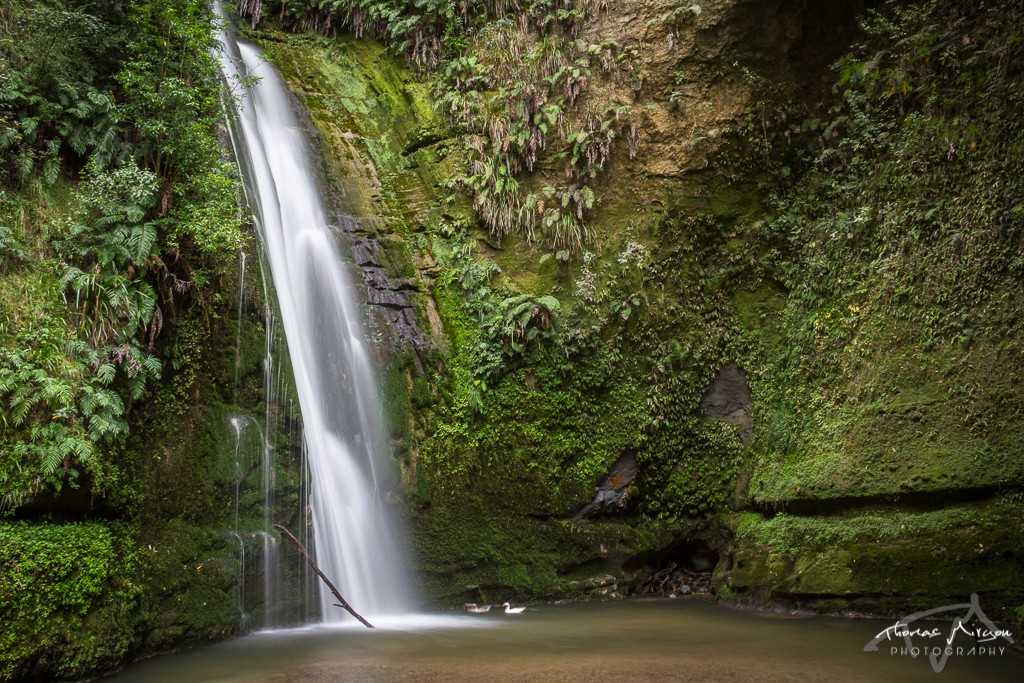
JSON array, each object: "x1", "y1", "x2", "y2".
[{"x1": 864, "y1": 593, "x2": 1015, "y2": 673}]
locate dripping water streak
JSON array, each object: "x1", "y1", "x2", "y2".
[
  {"x1": 234, "y1": 251, "x2": 247, "y2": 392},
  {"x1": 231, "y1": 417, "x2": 243, "y2": 532},
  {"x1": 229, "y1": 530, "x2": 247, "y2": 627}
]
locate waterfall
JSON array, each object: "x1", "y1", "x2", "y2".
[{"x1": 215, "y1": 4, "x2": 409, "y2": 622}]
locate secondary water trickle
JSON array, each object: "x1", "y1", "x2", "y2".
[{"x1": 215, "y1": 3, "x2": 409, "y2": 622}]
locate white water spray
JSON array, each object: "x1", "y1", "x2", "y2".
[{"x1": 215, "y1": 5, "x2": 409, "y2": 621}]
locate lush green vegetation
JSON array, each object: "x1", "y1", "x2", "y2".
[
  {"x1": 248, "y1": 0, "x2": 644, "y2": 254},
  {"x1": 0, "y1": 0, "x2": 244, "y2": 511},
  {"x1": 0, "y1": 1, "x2": 275, "y2": 678},
  {"x1": 713, "y1": 0, "x2": 1024, "y2": 615},
  {"x1": 739, "y1": 0, "x2": 1024, "y2": 505},
  {"x1": 0, "y1": 521, "x2": 139, "y2": 679},
  {"x1": 245, "y1": 16, "x2": 722, "y2": 603},
  {"x1": 729, "y1": 492, "x2": 1024, "y2": 612}
]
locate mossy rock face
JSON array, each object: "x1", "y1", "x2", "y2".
[
  {"x1": 256, "y1": 28, "x2": 448, "y2": 363},
  {"x1": 707, "y1": 179, "x2": 761, "y2": 221},
  {"x1": 731, "y1": 286, "x2": 786, "y2": 332},
  {"x1": 0, "y1": 522, "x2": 136, "y2": 681},
  {"x1": 725, "y1": 494, "x2": 1024, "y2": 618},
  {"x1": 745, "y1": 333, "x2": 1024, "y2": 508},
  {"x1": 135, "y1": 522, "x2": 240, "y2": 651},
  {"x1": 412, "y1": 498, "x2": 677, "y2": 605}
]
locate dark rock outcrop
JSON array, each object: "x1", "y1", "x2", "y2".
[
  {"x1": 701, "y1": 362, "x2": 753, "y2": 443},
  {"x1": 574, "y1": 452, "x2": 639, "y2": 517}
]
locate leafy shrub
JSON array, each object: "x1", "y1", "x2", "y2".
[{"x1": 0, "y1": 225, "x2": 28, "y2": 267}]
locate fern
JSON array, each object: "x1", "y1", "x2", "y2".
[
  {"x1": 39, "y1": 377, "x2": 74, "y2": 409},
  {"x1": 95, "y1": 364, "x2": 115, "y2": 385},
  {"x1": 0, "y1": 226, "x2": 29, "y2": 267},
  {"x1": 39, "y1": 442, "x2": 66, "y2": 476},
  {"x1": 10, "y1": 394, "x2": 32, "y2": 426},
  {"x1": 127, "y1": 222, "x2": 157, "y2": 265}
]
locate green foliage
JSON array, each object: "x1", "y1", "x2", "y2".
[
  {"x1": 0, "y1": 326, "x2": 147, "y2": 508},
  {"x1": 0, "y1": 163, "x2": 173, "y2": 507},
  {"x1": 434, "y1": 21, "x2": 636, "y2": 254},
  {"x1": 488, "y1": 293, "x2": 561, "y2": 353},
  {"x1": 0, "y1": 225, "x2": 28, "y2": 267},
  {"x1": 57, "y1": 164, "x2": 162, "y2": 349},
  {"x1": 0, "y1": 1, "x2": 123, "y2": 186},
  {"x1": 117, "y1": 1, "x2": 220, "y2": 177},
  {"x1": 0, "y1": 0, "x2": 244, "y2": 256},
  {"x1": 133, "y1": 519, "x2": 244, "y2": 652},
  {"x1": 0, "y1": 521, "x2": 137, "y2": 681},
  {"x1": 431, "y1": 220, "x2": 552, "y2": 387},
  {"x1": 433, "y1": 218, "x2": 501, "y2": 318},
  {"x1": 424, "y1": 207, "x2": 743, "y2": 526},
  {"x1": 416, "y1": 215, "x2": 745, "y2": 605},
  {"x1": 255, "y1": 0, "x2": 586, "y2": 68},
  {"x1": 116, "y1": 0, "x2": 245, "y2": 258},
  {"x1": 0, "y1": 0, "x2": 244, "y2": 518},
  {"x1": 260, "y1": 1, "x2": 630, "y2": 254},
  {"x1": 0, "y1": 2, "x2": 259, "y2": 678},
  {"x1": 732, "y1": 0, "x2": 1024, "y2": 509}
]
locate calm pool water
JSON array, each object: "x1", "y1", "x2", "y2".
[{"x1": 105, "y1": 599, "x2": 1021, "y2": 682}]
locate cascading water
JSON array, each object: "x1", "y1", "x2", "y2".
[{"x1": 215, "y1": 4, "x2": 409, "y2": 622}]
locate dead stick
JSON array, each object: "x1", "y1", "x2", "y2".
[{"x1": 274, "y1": 523, "x2": 374, "y2": 628}]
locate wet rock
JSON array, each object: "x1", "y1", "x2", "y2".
[
  {"x1": 566, "y1": 574, "x2": 623, "y2": 600},
  {"x1": 336, "y1": 225, "x2": 433, "y2": 363},
  {"x1": 573, "y1": 452, "x2": 639, "y2": 517},
  {"x1": 366, "y1": 288, "x2": 410, "y2": 309},
  {"x1": 381, "y1": 308, "x2": 422, "y2": 345},
  {"x1": 351, "y1": 239, "x2": 381, "y2": 267},
  {"x1": 701, "y1": 362, "x2": 753, "y2": 442}
]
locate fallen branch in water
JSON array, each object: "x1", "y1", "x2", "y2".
[{"x1": 274, "y1": 523, "x2": 374, "y2": 628}]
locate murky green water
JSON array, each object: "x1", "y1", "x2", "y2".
[{"x1": 105, "y1": 599, "x2": 1021, "y2": 682}]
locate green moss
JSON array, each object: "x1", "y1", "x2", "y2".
[
  {"x1": 707, "y1": 179, "x2": 761, "y2": 221},
  {"x1": 0, "y1": 521, "x2": 137, "y2": 681},
  {"x1": 413, "y1": 497, "x2": 676, "y2": 605},
  {"x1": 727, "y1": 494, "x2": 1024, "y2": 617},
  {"x1": 487, "y1": 235, "x2": 559, "y2": 297},
  {"x1": 731, "y1": 285, "x2": 785, "y2": 332},
  {"x1": 135, "y1": 520, "x2": 239, "y2": 652},
  {"x1": 746, "y1": 329, "x2": 1024, "y2": 506},
  {"x1": 257, "y1": 29, "x2": 439, "y2": 220},
  {"x1": 380, "y1": 360, "x2": 414, "y2": 461}
]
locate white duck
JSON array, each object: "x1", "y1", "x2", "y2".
[
  {"x1": 464, "y1": 603, "x2": 491, "y2": 613},
  {"x1": 501, "y1": 602, "x2": 526, "y2": 614}
]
